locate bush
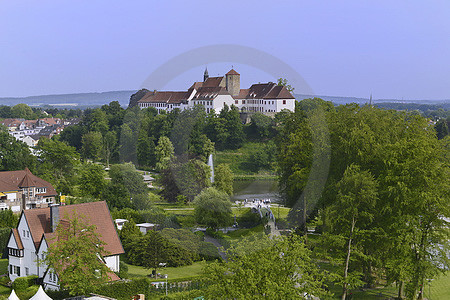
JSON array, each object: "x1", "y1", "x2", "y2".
[
  {"x1": 93, "y1": 278, "x2": 157, "y2": 300},
  {"x1": 117, "y1": 261, "x2": 129, "y2": 279},
  {"x1": 237, "y1": 209, "x2": 261, "y2": 228},
  {"x1": 12, "y1": 275, "x2": 38, "y2": 291},
  {"x1": 199, "y1": 242, "x2": 220, "y2": 261}
]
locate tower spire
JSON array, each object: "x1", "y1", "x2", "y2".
[{"x1": 203, "y1": 67, "x2": 209, "y2": 82}]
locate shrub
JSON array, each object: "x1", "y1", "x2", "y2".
[
  {"x1": 12, "y1": 275, "x2": 38, "y2": 291},
  {"x1": 93, "y1": 278, "x2": 157, "y2": 300}
]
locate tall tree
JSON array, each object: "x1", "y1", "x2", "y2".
[
  {"x1": 77, "y1": 163, "x2": 107, "y2": 198},
  {"x1": 194, "y1": 187, "x2": 232, "y2": 229},
  {"x1": 155, "y1": 136, "x2": 174, "y2": 171},
  {"x1": 203, "y1": 235, "x2": 330, "y2": 299},
  {"x1": 213, "y1": 164, "x2": 234, "y2": 195},
  {"x1": 81, "y1": 131, "x2": 103, "y2": 161},
  {"x1": 327, "y1": 164, "x2": 378, "y2": 300},
  {"x1": 43, "y1": 213, "x2": 111, "y2": 296}
]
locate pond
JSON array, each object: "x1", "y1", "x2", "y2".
[{"x1": 231, "y1": 179, "x2": 283, "y2": 203}]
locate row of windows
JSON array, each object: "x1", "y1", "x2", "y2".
[
  {"x1": 23, "y1": 230, "x2": 30, "y2": 238},
  {"x1": 8, "y1": 248, "x2": 23, "y2": 257},
  {"x1": 235, "y1": 99, "x2": 287, "y2": 105}
]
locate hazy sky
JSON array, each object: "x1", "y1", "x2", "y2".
[{"x1": 1, "y1": 0, "x2": 449, "y2": 100}]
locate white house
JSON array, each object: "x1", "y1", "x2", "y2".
[
  {"x1": 7, "y1": 201, "x2": 123, "y2": 290},
  {"x1": 136, "y1": 69, "x2": 296, "y2": 115}
]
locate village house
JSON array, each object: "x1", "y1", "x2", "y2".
[
  {"x1": 0, "y1": 168, "x2": 57, "y2": 212},
  {"x1": 135, "y1": 69, "x2": 296, "y2": 115},
  {"x1": 1, "y1": 117, "x2": 70, "y2": 146},
  {"x1": 7, "y1": 201, "x2": 123, "y2": 290}
]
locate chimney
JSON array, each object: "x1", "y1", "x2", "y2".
[{"x1": 50, "y1": 204, "x2": 60, "y2": 232}]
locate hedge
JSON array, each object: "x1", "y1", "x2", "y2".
[
  {"x1": 93, "y1": 278, "x2": 157, "y2": 300},
  {"x1": 12, "y1": 275, "x2": 38, "y2": 291}
]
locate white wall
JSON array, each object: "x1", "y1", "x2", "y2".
[{"x1": 104, "y1": 255, "x2": 120, "y2": 272}]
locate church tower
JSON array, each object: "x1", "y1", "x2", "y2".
[
  {"x1": 203, "y1": 67, "x2": 209, "y2": 82},
  {"x1": 225, "y1": 69, "x2": 240, "y2": 96}
]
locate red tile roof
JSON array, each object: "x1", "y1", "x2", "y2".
[
  {"x1": 193, "y1": 87, "x2": 230, "y2": 100},
  {"x1": 0, "y1": 169, "x2": 56, "y2": 195},
  {"x1": 234, "y1": 83, "x2": 295, "y2": 100},
  {"x1": 12, "y1": 228, "x2": 24, "y2": 250},
  {"x1": 202, "y1": 77, "x2": 225, "y2": 87},
  {"x1": 138, "y1": 91, "x2": 189, "y2": 104},
  {"x1": 226, "y1": 69, "x2": 240, "y2": 75},
  {"x1": 24, "y1": 201, "x2": 124, "y2": 256}
]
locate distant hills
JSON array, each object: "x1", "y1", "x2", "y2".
[
  {"x1": 0, "y1": 91, "x2": 136, "y2": 108},
  {"x1": 0, "y1": 90, "x2": 448, "y2": 110}
]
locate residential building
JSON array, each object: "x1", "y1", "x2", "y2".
[
  {"x1": 7, "y1": 201, "x2": 123, "y2": 290},
  {"x1": 135, "y1": 69, "x2": 295, "y2": 115},
  {"x1": 0, "y1": 168, "x2": 57, "y2": 212}
]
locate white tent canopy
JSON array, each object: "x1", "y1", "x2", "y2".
[
  {"x1": 8, "y1": 289, "x2": 20, "y2": 300},
  {"x1": 29, "y1": 286, "x2": 53, "y2": 300}
]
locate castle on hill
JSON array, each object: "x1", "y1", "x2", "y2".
[{"x1": 130, "y1": 68, "x2": 296, "y2": 115}]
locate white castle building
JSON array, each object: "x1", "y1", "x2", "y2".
[{"x1": 136, "y1": 69, "x2": 296, "y2": 114}]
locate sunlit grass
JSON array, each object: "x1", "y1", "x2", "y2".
[{"x1": 124, "y1": 261, "x2": 208, "y2": 281}]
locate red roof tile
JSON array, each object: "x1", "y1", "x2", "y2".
[
  {"x1": 202, "y1": 77, "x2": 225, "y2": 87},
  {"x1": 12, "y1": 228, "x2": 24, "y2": 249},
  {"x1": 226, "y1": 69, "x2": 240, "y2": 75},
  {"x1": 0, "y1": 169, "x2": 56, "y2": 195},
  {"x1": 24, "y1": 201, "x2": 124, "y2": 256},
  {"x1": 138, "y1": 91, "x2": 189, "y2": 104}
]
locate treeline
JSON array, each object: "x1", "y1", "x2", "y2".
[
  {"x1": 0, "y1": 104, "x2": 83, "y2": 120},
  {"x1": 276, "y1": 98, "x2": 450, "y2": 298}
]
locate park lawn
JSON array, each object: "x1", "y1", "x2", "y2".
[
  {"x1": 124, "y1": 261, "x2": 208, "y2": 281},
  {"x1": 215, "y1": 142, "x2": 276, "y2": 176},
  {"x1": 423, "y1": 271, "x2": 450, "y2": 300},
  {"x1": 0, "y1": 285, "x2": 11, "y2": 298},
  {"x1": 0, "y1": 259, "x2": 8, "y2": 275}
]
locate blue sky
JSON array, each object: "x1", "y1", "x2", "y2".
[{"x1": 0, "y1": 0, "x2": 449, "y2": 100}]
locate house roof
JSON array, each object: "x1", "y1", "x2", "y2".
[
  {"x1": 202, "y1": 76, "x2": 225, "y2": 87},
  {"x1": 193, "y1": 86, "x2": 230, "y2": 100},
  {"x1": 24, "y1": 201, "x2": 124, "y2": 255},
  {"x1": 226, "y1": 69, "x2": 240, "y2": 75},
  {"x1": 12, "y1": 228, "x2": 24, "y2": 250},
  {"x1": 138, "y1": 91, "x2": 189, "y2": 104},
  {"x1": 18, "y1": 168, "x2": 38, "y2": 188},
  {"x1": 234, "y1": 82, "x2": 295, "y2": 100},
  {"x1": 0, "y1": 169, "x2": 57, "y2": 195}
]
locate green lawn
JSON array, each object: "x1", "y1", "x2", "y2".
[
  {"x1": 124, "y1": 261, "x2": 208, "y2": 281},
  {"x1": 0, "y1": 259, "x2": 8, "y2": 275},
  {"x1": 424, "y1": 271, "x2": 450, "y2": 300}
]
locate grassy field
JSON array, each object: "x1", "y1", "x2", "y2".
[
  {"x1": 215, "y1": 142, "x2": 276, "y2": 176},
  {"x1": 124, "y1": 261, "x2": 208, "y2": 281},
  {"x1": 423, "y1": 271, "x2": 450, "y2": 300},
  {"x1": 0, "y1": 259, "x2": 8, "y2": 275}
]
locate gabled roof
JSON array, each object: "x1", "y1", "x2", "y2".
[
  {"x1": 19, "y1": 168, "x2": 37, "y2": 188},
  {"x1": 11, "y1": 228, "x2": 24, "y2": 250},
  {"x1": 226, "y1": 69, "x2": 240, "y2": 75},
  {"x1": 193, "y1": 86, "x2": 230, "y2": 100},
  {"x1": 138, "y1": 91, "x2": 189, "y2": 104},
  {"x1": 0, "y1": 169, "x2": 56, "y2": 195},
  {"x1": 234, "y1": 83, "x2": 295, "y2": 100},
  {"x1": 202, "y1": 76, "x2": 225, "y2": 87},
  {"x1": 24, "y1": 201, "x2": 124, "y2": 256}
]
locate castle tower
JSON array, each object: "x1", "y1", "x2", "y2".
[
  {"x1": 225, "y1": 69, "x2": 240, "y2": 96},
  {"x1": 204, "y1": 67, "x2": 209, "y2": 82}
]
